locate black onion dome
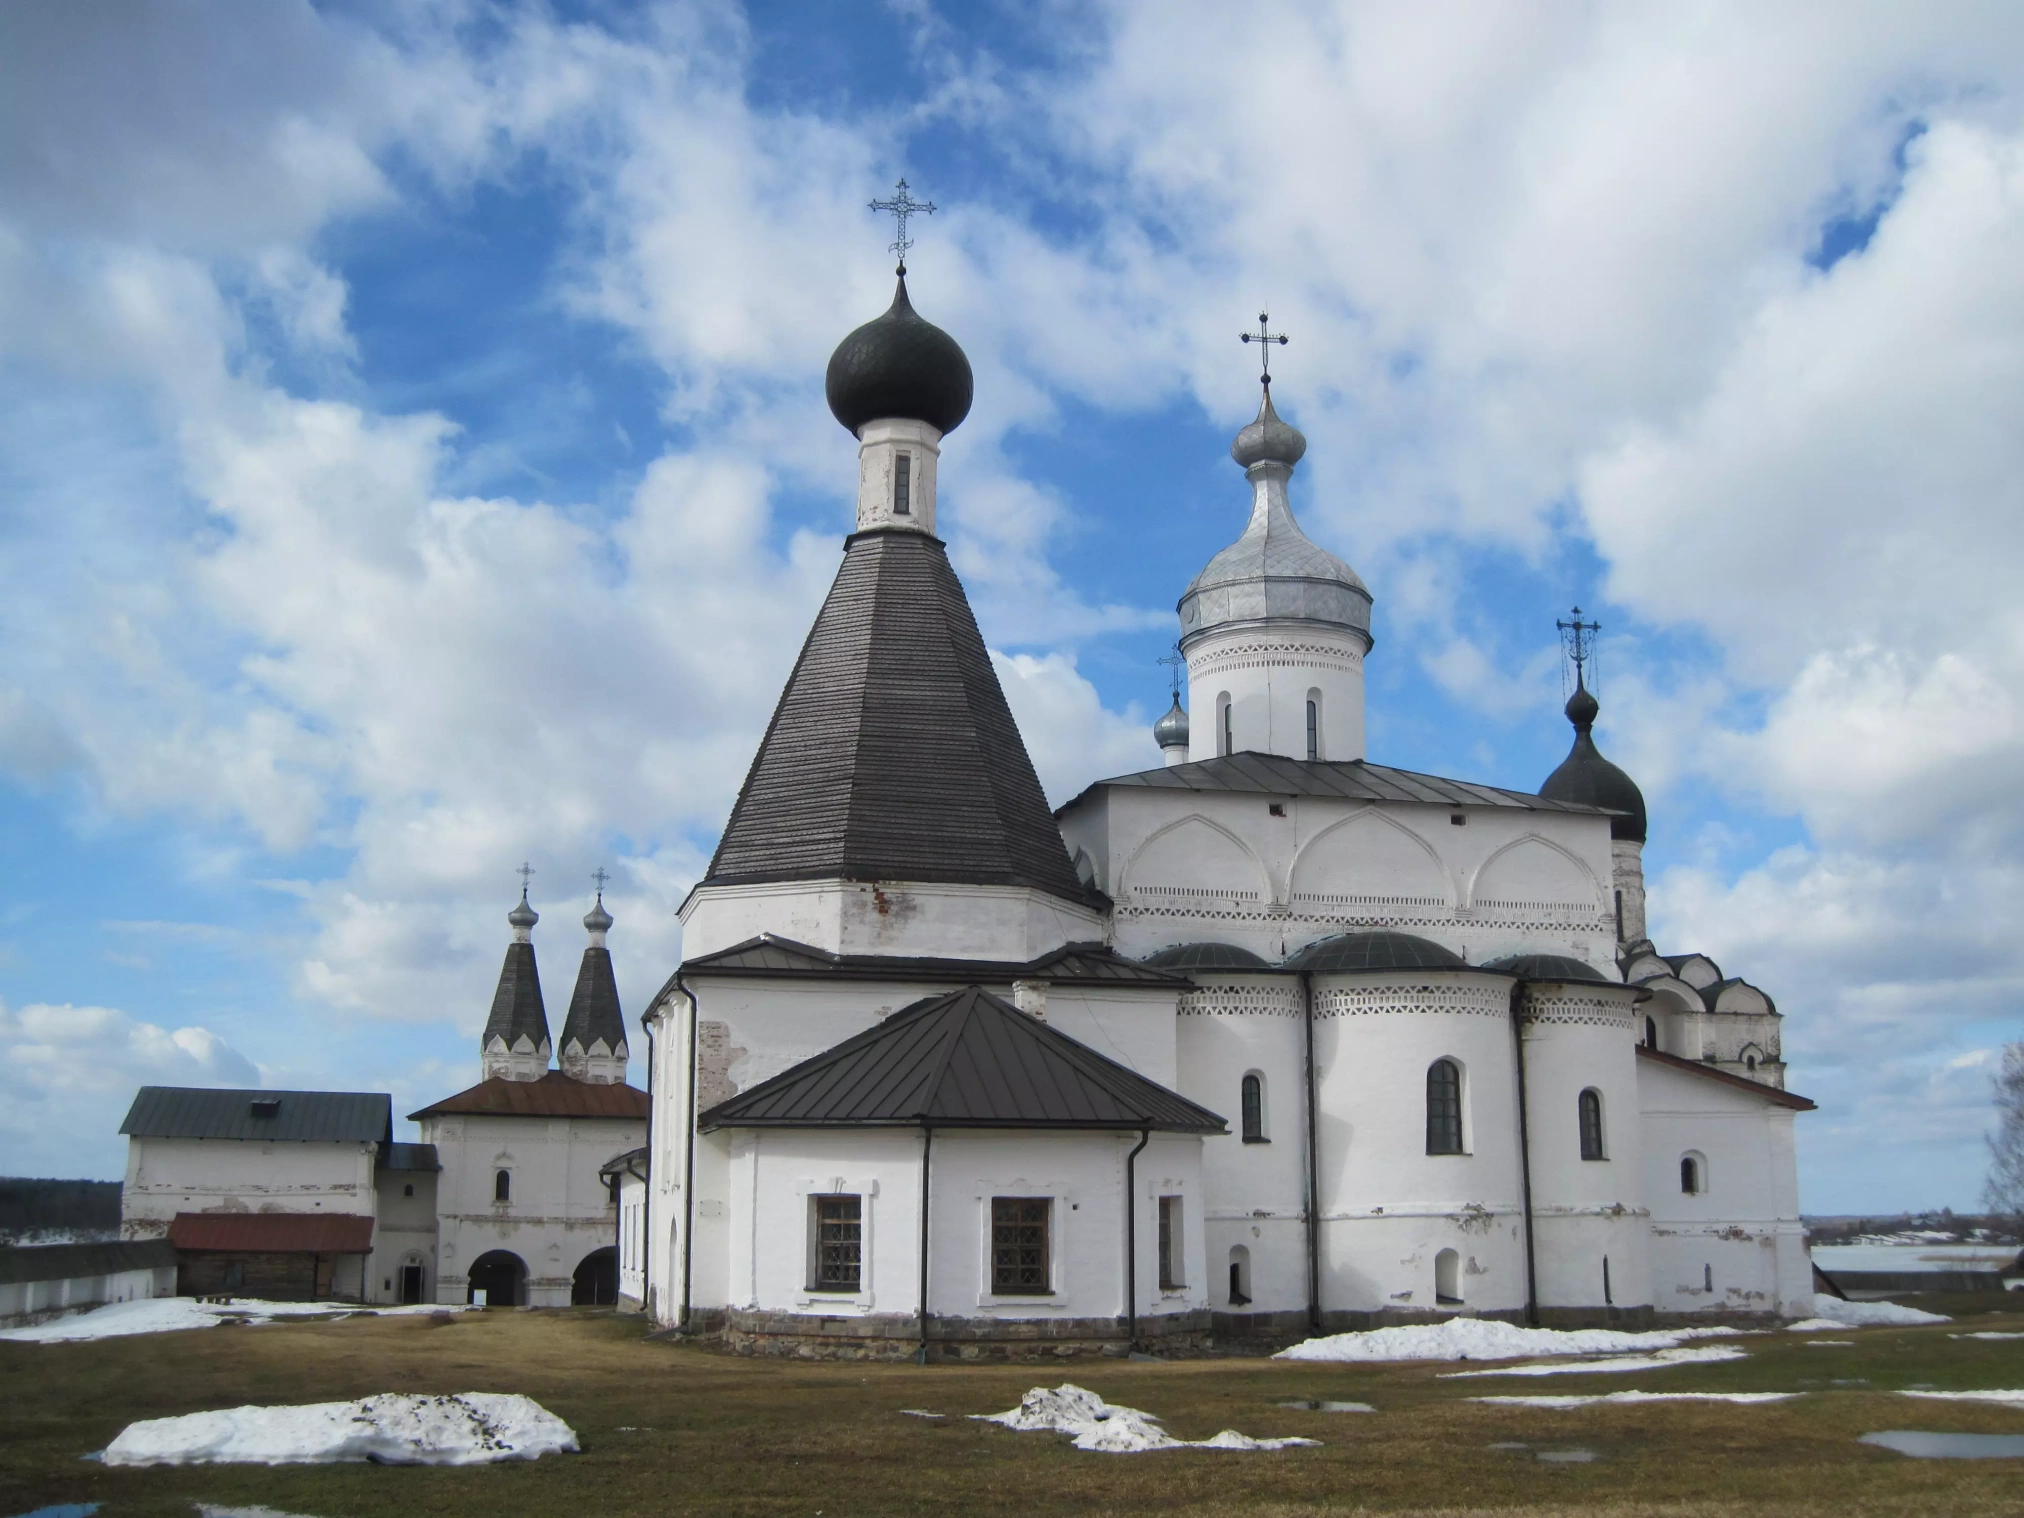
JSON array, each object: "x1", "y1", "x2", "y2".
[
  {"x1": 825, "y1": 273, "x2": 974, "y2": 436},
  {"x1": 1538, "y1": 680, "x2": 1647, "y2": 843},
  {"x1": 1481, "y1": 952, "x2": 1613, "y2": 983},
  {"x1": 1143, "y1": 941, "x2": 1275, "y2": 971},
  {"x1": 1284, "y1": 930, "x2": 1465, "y2": 973}
]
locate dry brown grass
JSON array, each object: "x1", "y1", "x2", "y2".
[{"x1": 4, "y1": 1303, "x2": 2024, "y2": 1517}]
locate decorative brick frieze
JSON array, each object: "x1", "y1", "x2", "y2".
[
  {"x1": 1177, "y1": 986, "x2": 1305, "y2": 1018},
  {"x1": 1314, "y1": 983, "x2": 1510, "y2": 1021}
]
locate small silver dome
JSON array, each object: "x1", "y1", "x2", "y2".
[
  {"x1": 584, "y1": 897, "x2": 614, "y2": 934},
  {"x1": 507, "y1": 892, "x2": 538, "y2": 931},
  {"x1": 1231, "y1": 388, "x2": 1308, "y2": 469},
  {"x1": 1153, "y1": 695, "x2": 1190, "y2": 750}
]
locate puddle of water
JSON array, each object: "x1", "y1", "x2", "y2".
[
  {"x1": 1276, "y1": 1399, "x2": 1375, "y2": 1413},
  {"x1": 1536, "y1": 1448, "x2": 1598, "y2": 1464},
  {"x1": 1860, "y1": 1431, "x2": 2024, "y2": 1460},
  {"x1": 7, "y1": 1506, "x2": 100, "y2": 1518}
]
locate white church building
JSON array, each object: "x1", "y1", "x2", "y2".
[{"x1": 615, "y1": 263, "x2": 1815, "y2": 1358}]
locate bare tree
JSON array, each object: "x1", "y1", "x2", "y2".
[{"x1": 1984, "y1": 1042, "x2": 2024, "y2": 1221}]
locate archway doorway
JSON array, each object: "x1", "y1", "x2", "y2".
[
  {"x1": 399, "y1": 1255, "x2": 427, "y2": 1305},
  {"x1": 468, "y1": 1250, "x2": 527, "y2": 1307},
  {"x1": 573, "y1": 1246, "x2": 617, "y2": 1306}
]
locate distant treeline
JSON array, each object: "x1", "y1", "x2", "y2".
[
  {"x1": 0, "y1": 1177, "x2": 122, "y2": 1236},
  {"x1": 1805, "y1": 1210, "x2": 2019, "y2": 1244}
]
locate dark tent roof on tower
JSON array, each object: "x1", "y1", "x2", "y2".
[
  {"x1": 704, "y1": 530, "x2": 1094, "y2": 904},
  {"x1": 1538, "y1": 681, "x2": 1647, "y2": 843},
  {"x1": 484, "y1": 893, "x2": 551, "y2": 1052},
  {"x1": 825, "y1": 273, "x2": 974, "y2": 436},
  {"x1": 561, "y1": 899, "x2": 626, "y2": 1056}
]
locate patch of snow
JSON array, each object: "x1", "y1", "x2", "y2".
[
  {"x1": 195, "y1": 1506, "x2": 327, "y2": 1517},
  {"x1": 1901, "y1": 1389, "x2": 2024, "y2": 1408},
  {"x1": 103, "y1": 1392, "x2": 576, "y2": 1467},
  {"x1": 1274, "y1": 1318, "x2": 1744, "y2": 1363},
  {"x1": 1805, "y1": 1297, "x2": 1950, "y2": 1327},
  {"x1": 0, "y1": 1297, "x2": 467, "y2": 1342},
  {"x1": 1800, "y1": 1340, "x2": 1856, "y2": 1347},
  {"x1": 973, "y1": 1384, "x2": 1319, "y2": 1454},
  {"x1": 1951, "y1": 1331, "x2": 2024, "y2": 1341},
  {"x1": 898, "y1": 1410, "x2": 944, "y2": 1419},
  {"x1": 1440, "y1": 1346, "x2": 1748, "y2": 1378},
  {"x1": 1472, "y1": 1391, "x2": 1800, "y2": 1409}
]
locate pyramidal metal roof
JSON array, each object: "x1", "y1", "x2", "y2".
[
  {"x1": 697, "y1": 985, "x2": 1225, "y2": 1134},
  {"x1": 703, "y1": 529, "x2": 1096, "y2": 907}
]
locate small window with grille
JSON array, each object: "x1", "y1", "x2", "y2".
[
  {"x1": 1578, "y1": 1088, "x2": 1606, "y2": 1160},
  {"x1": 1240, "y1": 1073, "x2": 1266, "y2": 1142},
  {"x1": 991, "y1": 1197, "x2": 1051, "y2": 1294},
  {"x1": 1426, "y1": 1059, "x2": 1464, "y2": 1154},
  {"x1": 893, "y1": 452, "x2": 912, "y2": 515},
  {"x1": 810, "y1": 1194, "x2": 862, "y2": 1292}
]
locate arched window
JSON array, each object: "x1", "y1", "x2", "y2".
[
  {"x1": 1680, "y1": 1154, "x2": 1701, "y2": 1195},
  {"x1": 1228, "y1": 1244, "x2": 1251, "y2": 1306},
  {"x1": 494, "y1": 1169, "x2": 512, "y2": 1203},
  {"x1": 1240, "y1": 1073, "x2": 1266, "y2": 1142},
  {"x1": 1644, "y1": 1015, "x2": 1658, "y2": 1050},
  {"x1": 1578, "y1": 1088, "x2": 1606, "y2": 1161},
  {"x1": 1426, "y1": 1059, "x2": 1464, "y2": 1155},
  {"x1": 1305, "y1": 692, "x2": 1321, "y2": 761},
  {"x1": 1219, "y1": 694, "x2": 1233, "y2": 756},
  {"x1": 1434, "y1": 1247, "x2": 1461, "y2": 1305}
]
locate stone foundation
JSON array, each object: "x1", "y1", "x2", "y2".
[{"x1": 718, "y1": 1307, "x2": 1213, "y2": 1362}]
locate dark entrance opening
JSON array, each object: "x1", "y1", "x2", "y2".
[
  {"x1": 467, "y1": 1250, "x2": 528, "y2": 1307},
  {"x1": 399, "y1": 1263, "x2": 425, "y2": 1305},
  {"x1": 572, "y1": 1246, "x2": 617, "y2": 1306}
]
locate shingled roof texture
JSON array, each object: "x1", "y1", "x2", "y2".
[
  {"x1": 704, "y1": 530, "x2": 1090, "y2": 904},
  {"x1": 561, "y1": 944, "x2": 626, "y2": 1054},
  {"x1": 482, "y1": 940, "x2": 550, "y2": 1051}
]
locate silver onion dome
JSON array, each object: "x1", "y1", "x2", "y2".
[
  {"x1": 1153, "y1": 695, "x2": 1190, "y2": 750},
  {"x1": 507, "y1": 891, "x2": 539, "y2": 931},
  {"x1": 1178, "y1": 389, "x2": 1371, "y2": 647}
]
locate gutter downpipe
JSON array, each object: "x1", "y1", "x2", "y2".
[
  {"x1": 1510, "y1": 976, "x2": 1540, "y2": 1327},
  {"x1": 1302, "y1": 969, "x2": 1321, "y2": 1332},
  {"x1": 638, "y1": 1003, "x2": 654, "y2": 1321},
  {"x1": 916, "y1": 1124, "x2": 933, "y2": 1364},
  {"x1": 676, "y1": 970, "x2": 700, "y2": 1334},
  {"x1": 1124, "y1": 1127, "x2": 1150, "y2": 1351}
]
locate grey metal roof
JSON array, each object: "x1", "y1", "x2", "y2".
[
  {"x1": 561, "y1": 943, "x2": 627, "y2": 1055},
  {"x1": 825, "y1": 273, "x2": 974, "y2": 437},
  {"x1": 482, "y1": 939, "x2": 551, "y2": 1053},
  {"x1": 0, "y1": 1238, "x2": 177, "y2": 1285},
  {"x1": 119, "y1": 1087, "x2": 392, "y2": 1144},
  {"x1": 698, "y1": 985, "x2": 1226, "y2": 1134},
  {"x1": 1061, "y1": 752, "x2": 1620, "y2": 816},
  {"x1": 377, "y1": 1142, "x2": 440, "y2": 1172},
  {"x1": 1539, "y1": 684, "x2": 1647, "y2": 842},
  {"x1": 704, "y1": 529, "x2": 1096, "y2": 907},
  {"x1": 1482, "y1": 953, "x2": 1614, "y2": 984},
  {"x1": 1286, "y1": 931, "x2": 1466, "y2": 973},
  {"x1": 1142, "y1": 942, "x2": 1278, "y2": 971},
  {"x1": 680, "y1": 934, "x2": 1188, "y2": 988}
]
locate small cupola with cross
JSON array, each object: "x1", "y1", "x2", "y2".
[{"x1": 825, "y1": 179, "x2": 973, "y2": 537}]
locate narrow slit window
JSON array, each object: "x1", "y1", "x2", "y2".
[
  {"x1": 1426, "y1": 1059, "x2": 1464, "y2": 1155},
  {"x1": 1240, "y1": 1073, "x2": 1265, "y2": 1142},
  {"x1": 1645, "y1": 1015, "x2": 1658, "y2": 1050},
  {"x1": 1681, "y1": 1155, "x2": 1701, "y2": 1195},
  {"x1": 1578, "y1": 1088, "x2": 1606, "y2": 1161},
  {"x1": 1306, "y1": 698, "x2": 1319, "y2": 761},
  {"x1": 893, "y1": 452, "x2": 911, "y2": 515},
  {"x1": 811, "y1": 1194, "x2": 862, "y2": 1292},
  {"x1": 991, "y1": 1197, "x2": 1051, "y2": 1294},
  {"x1": 1157, "y1": 1196, "x2": 1184, "y2": 1290},
  {"x1": 1220, "y1": 698, "x2": 1233, "y2": 756},
  {"x1": 494, "y1": 1169, "x2": 511, "y2": 1203}
]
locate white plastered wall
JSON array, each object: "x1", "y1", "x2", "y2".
[
  {"x1": 367, "y1": 1167, "x2": 439, "y2": 1304},
  {"x1": 679, "y1": 879, "x2": 1106, "y2": 964},
  {"x1": 1184, "y1": 622, "x2": 1368, "y2": 764},
  {"x1": 121, "y1": 1137, "x2": 377, "y2": 1237}
]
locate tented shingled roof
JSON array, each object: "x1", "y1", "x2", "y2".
[
  {"x1": 698, "y1": 985, "x2": 1225, "y2": 1134},
  {"x1": 561, "y1": 944, "x2": 626, "y2": 1054},
  {"x1": 482, "y1": 940, "x2": 550, "y2": 1052},
  {"x1": 703, "y1": 530, "x2": 1094, "y2": 906}
]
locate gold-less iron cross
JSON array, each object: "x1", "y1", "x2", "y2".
[
  {"x1": 516, "y1": 861, "x2": 535, "y2": 894},
  {"x1": 591, "y1": 866, "x2": 610, "y2": 902},
  {"x1": 1241, "y1": 311, "x2": 1289, "y2": 389},
  {"x1": 871, "y1": 178, "x2": 935, "y2": 274},
  {"x1": 1556, "y1": 606, "x2": 1601, "y2": 692},
  {"x1": 1158, "y1": 645, "x2": 1186, "y2": 700}
]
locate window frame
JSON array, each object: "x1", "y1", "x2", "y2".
[
  {"x1": 989, "y1": 1196, "x2": 1053, "y2": 1297},
  {"x1": 493, "y1": 1168, "x2": 511, "y2": 1204},
  {"x1": 1578, "y1": 1087, "x2": 1607, "y2": 1161},
  {"x1": 1680, "y1": 1151, "x2": 1707, "y2": 1196},
  {"x1": 893, "y1": 451, "x2": 912, "y2": 516},
  {"x1": 1218, "y1": 693, "x2": 1233, "y2": 756},
  {"x1": 1156, "y1": 1195, "x2": 1185, "y2": 1292},
  {"x1": 1425, "y1": 1058, "x2": 1466, "y2": 1155},
  {"x1": 1240, "y1": 1071, "x2": 1268, "y2": 1143},
  {"x1": 807, "y1": 1193, "x2": 864, "y2": 1293},
  {"x1": 1305, "y1": 689, "x2": 1322, "y2": 761}
]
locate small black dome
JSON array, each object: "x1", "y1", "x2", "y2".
[
  {"x1": 1539, "y1": 680, "x2": 1647, "y2": 843},
  {"x1": 825, "y1": 273, "x2": 974, "y2": 436},
  {"x1": 1284, "y1": 931, "x2": 1465, "y2": 974},
  {"x1": 1143, "y1": 941, "x2": 1275, "y2": 971},
  {"x1": 1481, "y1": 952, "x2": 1613, "y2": 984}
]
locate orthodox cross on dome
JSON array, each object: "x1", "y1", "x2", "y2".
[
  {"x1": 870, "y1": 178, "x2": 936, "y2": 274},
  {"x1": 516, "y1": 861, "x2": 535, "y2": 895},
  {"x1": 1157, "y1": 644, "x2": 1186, "y2": 699},
  {"x1": 1240, "y1": 311, "x2": 1289, "y2": 389},
  {"x1": 590, "y1": 866, "x2": 610, "y2": 902},
  {"x1": 1556, "y1": 606, "x2": 1601, "y2": 694}
]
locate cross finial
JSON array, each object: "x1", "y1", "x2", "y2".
[
  {"x1": 1556, "y1": 606, "x2": 1601, "y2": 690},
  {"x1": 870, "y1": 178, "x2": 936, "y2": 274},
  {"x1": 516, "y1": 861, "x2": 535, "y2": 898},
  {"x1": 590, "y1": 866, "x2": 610, "y2": 902},
  {"x1": 1240, "y1": 311, "x2": 1289, "y2": 389},
  {"x1": 1157, "y1": 645, "x2": 1186, "y2": 699}
]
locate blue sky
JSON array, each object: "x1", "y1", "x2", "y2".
[{"x1": 3, "y1": 0, "x2": 2023, "y2": 1214}]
